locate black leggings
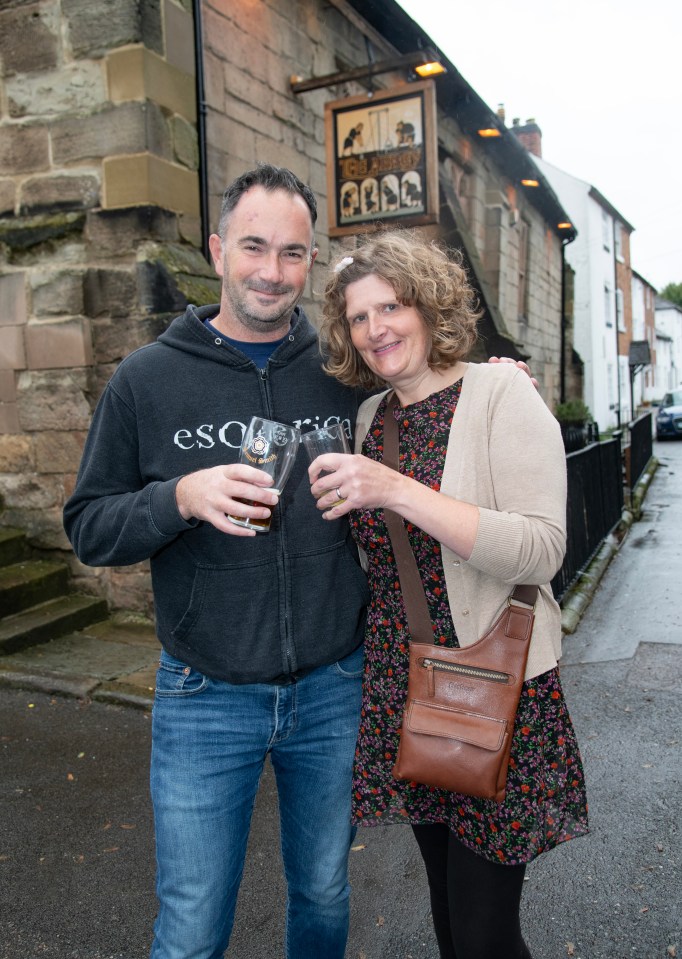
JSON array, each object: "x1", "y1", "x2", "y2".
[{"x1": 411, "y1": 823, "x2": 532, "y2": 959}]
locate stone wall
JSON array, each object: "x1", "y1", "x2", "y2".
[{"x1": 0, "y1": 0, "x2": 219, "y2": 612}]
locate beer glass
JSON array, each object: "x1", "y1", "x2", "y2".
[
  {"x1": 227, "y1": 417, "x2": 300, "y2": 533},
  {"x1": 301, "y1": 423, "x2": 350, "y2": 508}
]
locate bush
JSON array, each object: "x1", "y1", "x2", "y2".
[{"x1": 554, "y1": 399, "x2": 591, "y2": 425}]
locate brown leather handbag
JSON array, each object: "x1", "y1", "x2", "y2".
[{"x1": 382, "y1": 391, "x2": 537, "y2": 802}]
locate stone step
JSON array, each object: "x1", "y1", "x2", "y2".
[
  {"x1": 0, "y1": 594, "x2": 109, "y2": 655},
  {"x1": 0, "y1": 528, "x2": 30, "y2": 568},
  {"x1": 0, "y1": 560, "x2": 70, "y2": 618}
]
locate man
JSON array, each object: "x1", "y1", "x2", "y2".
[
  {"x1": 64, "y1": 162, "x2": 534, "y2": 958},
  {"x1": 64, "y1": 164, "x2": 369, "y2": 959}
]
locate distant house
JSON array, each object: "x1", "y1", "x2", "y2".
[
  {"x1": 654, "y1": 297, "x2": 682, "y2": 395},
  {"x1": 529, "y1": 153, "x2": 635, "y2": 430},
  {"x1": 630, "y1": 270, "x2": 657, "y2": 408}
]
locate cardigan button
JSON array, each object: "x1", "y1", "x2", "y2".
[
  {"x1": 462, "y1": 608, "x2": 470, "y2": 615},
  {"x1": 452, "y1": 560, "x2": 460, "y2": 567}
]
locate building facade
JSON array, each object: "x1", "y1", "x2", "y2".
[
  {"x1": 533, "y1": 156, "x2": 636, "y2": 431},
  {"x1": 0, "y1": 0, "x2": 575, "y2": 610}
]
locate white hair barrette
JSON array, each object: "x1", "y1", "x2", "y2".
[{"x1": 334, "y1": 255, "x2": 354, "y2": 274}]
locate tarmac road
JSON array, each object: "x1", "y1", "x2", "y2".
[{"x1": 1, "y1": 440, "x2": 680, "y2": 958}]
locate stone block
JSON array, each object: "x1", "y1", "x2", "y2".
[
  {"x1": 0, "y1": 3, "x2": 59, "y2": 75},
  {"x1": 34, "y1": 430, "x2": 87, "y2": 472},
  {"x1": 0, "y1": 471, "x2": 64, "y2": 509},
  {"x1": 30, "y1": 270, "x2": 84, "y2": 316},
  {"x1": 0, "y1": 433, "x2": 33, "y2": 471},
  {"x1": 90, "y1": 314, "x2": 169, "y2": 365},
  {"x1": 0, "y1": 370, "x2": 16, "y2": 402},
  {"x1": 16, "y1": 369, "x2": 92, "y2": 431},
  {"x1": 0, "y1": 180, "x2": 15, "y2": 216},
  {"x1": 103, "y1": 153, "x2": 199, "y2": 216},
  {"x1": 20, "y1": 174, "x2": 100, "y2": 215},
  {"x1": 163, "y1": 0, "x2": 195, "y2": 75},
  {"x1": 0, "y1": 403, "x2": 21, "y2": 434},
  {"x1": 107, "y1": 46, "x2": 196, "y2": 122},
  {"x1": 0, "y1": 272, "x2": 27, "y2": 326},
  {"x1": 0, "y1": 124, "x2": 50, "y2": 175},
  {"x1": 6, "y1": 62, "x2": 106, "y2": 119},
  {"x1": 136, "y1": 261, "x2": 189, "y2": 315},
  {"x1": 25, "y1": 317, "x2": 94, "y2": 369},
  {"x1": 83, "y1": 268, "x2": 137, "y2": 318},
  {"x1": 0, "y1": 326, "x2": 26, "y2": 371},
  {"x1": 51, "y1": 102, "x2": 171, "y2": 165},
  {"x1": 62, "y1": 0, "x2": 141, "y2": 58},
  {"x1": 5, "y1": 506, "x2": 73, "y2": 550},
  {"x1": 0, "y1": 211, "x2": 86, "y2": 252},
  {"x1": 85, "y1": 206, "x2": 178, "y2": 254},
  {"x1": 170, "y1": 116, "x2": 198, "y2": 170}
]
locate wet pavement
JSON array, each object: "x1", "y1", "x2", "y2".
[{"x1": 1, "y1": 441, "x2": 680, "y2": 958}]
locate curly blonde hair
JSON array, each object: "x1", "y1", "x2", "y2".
[{"x1": 321, "y1": 230, "x2": 480, "y2": 391}]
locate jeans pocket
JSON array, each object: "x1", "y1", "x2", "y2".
[
  {"x1": 155, "y1": 650, "x2": 209, "y2": 697},
  {"x1": 333, "y1": 642, "x2": 365, "y2": 678}
]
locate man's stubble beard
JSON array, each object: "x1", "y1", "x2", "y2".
[{"x1": 223, "y1": 270, "x2": 304, "y2": 337}]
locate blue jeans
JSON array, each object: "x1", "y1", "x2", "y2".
[{"x1": 149, "y1": 644, "x2": 364, "y2": 959}]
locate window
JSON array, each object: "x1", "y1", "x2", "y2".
[
  {"x1": 616, "y1": 289, "x2": 625, "y2": 332},
  {"x1": 602, "y1": 210, "x2": 611, "y2": 251},
  {"x1": 614, "y1": 223, "x2": 623, "y2": 260},
  {"x1": 517, "y1": 219, "x2": 530, "y2": 320},
  {"x1": 604, "y1": 284, "x2": 613, "y2": 327}
]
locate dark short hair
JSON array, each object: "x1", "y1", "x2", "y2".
[
  {"x1": 217, "y1": 163, "x2": 318, "y2": 238},
  {"x1": 321, "y1": 230, "x2": 480, "y2": 391}
]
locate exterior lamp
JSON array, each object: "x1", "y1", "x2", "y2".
[
  {"x1": 521, "y1": 179, "x2": 539, "y2": 187},
  {"x1": 290, "y1": 48, "x2": 446, "y2": 95},
  {"x1": 412, "y1": 58, "x2": 446, "y2": 78},
  {"x1": 557, "y1": 222, "x2": 573, "y2": 230},
  {"x1": 477, "y1": 128, "x2": 502, "y2": 138}
]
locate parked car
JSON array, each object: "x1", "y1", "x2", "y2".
[{"x1": 655, "y1": 389, "x2": 682, "y2": 439}]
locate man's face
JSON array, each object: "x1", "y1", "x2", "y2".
[{"x1": 208, "y1": 186, "x2": 317, "y2": 341}]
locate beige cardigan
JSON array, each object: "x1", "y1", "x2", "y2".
[{"x1": 354, "y1": 363, "x2": 567, "y2": 680}]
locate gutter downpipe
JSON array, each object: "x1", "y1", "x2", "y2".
[
  {"x1": 560, "y1": 239, "x2": 567, "y2": 403},
  {"x1": 193, "y1": 0, "x2": 210, "y2": 262},
  {"x1": 612, "y1": 218, "x2": 622, "y2": 428},
  {"x1": 560, "y1": 232, "x2": 576, "y2": 404}
]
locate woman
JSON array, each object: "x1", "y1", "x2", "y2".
[{"x1": 309, "y1": 232, "x2": 588, "y2": 959}]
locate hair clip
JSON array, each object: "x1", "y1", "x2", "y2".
[{"x1": 334, "y1": 256, "x2": 354, "y2": 274}]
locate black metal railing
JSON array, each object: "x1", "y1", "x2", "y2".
[
  {"x1": 624, "y1": 412, "x2": 653, "y2": 489},
  {"x1": 552, "y1": 436, "x2": 624, "y2": 601}
]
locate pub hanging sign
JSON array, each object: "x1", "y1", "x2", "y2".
[{"x1": 325, "y1": 80, "x2": 439, "y2": 237}]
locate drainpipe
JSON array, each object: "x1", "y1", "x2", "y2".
[
  {"x1": 560, "y1": 239, "x2": 567, "y2": 403},
  {"x1": 612, "y1": 218, "x2": 622, "y2": 427},
  {"x1": 193, "y1": 0, "x2": 210, "y2": 262}
]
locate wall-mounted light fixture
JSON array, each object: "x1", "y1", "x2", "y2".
[
  {"x1": 476, "y1": 127, "x2": 502, "y2": 138},
  {"x1": 290, "y1": 48, "x2": 446, "y2": 95},
  {"x1": 521, "y1": 179, "x2": 539, "y2": 187},
  {"x1": 557, "y1": 222, "x2": 573, "y2": 230}
]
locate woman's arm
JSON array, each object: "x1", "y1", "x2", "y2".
[{"x1": 310, "y1": 370, "x2": 566, "y2": 582}]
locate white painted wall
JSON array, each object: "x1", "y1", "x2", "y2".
[
  {"x1": 655, "y1": 299, "x2": 682, "y2": 394},
  {"x1": 535, "y1": 157, "x2": 621, "y2": 430}
]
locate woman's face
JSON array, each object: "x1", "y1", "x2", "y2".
[{"x1": 345, "y1": 274, "x2": 431, "y2": 389}]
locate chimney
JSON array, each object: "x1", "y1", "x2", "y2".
[
  {"x1": 510, "y1": 117, "x2": 542, "y2": 158},
  {"x1": 496, "y1": 103, "x2": 506, "y2": 123}
]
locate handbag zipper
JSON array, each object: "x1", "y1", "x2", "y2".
[{"x1": 421, "y1": 658, "x2": 510, "y2": 684}]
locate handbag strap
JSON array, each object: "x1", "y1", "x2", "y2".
[{"x1": 381, "y1": 390, "x2": 537, "y2": 643}]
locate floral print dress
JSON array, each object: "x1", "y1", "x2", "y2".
[{"x1": 349, "y1": 382, "x2": 589, "y2": 865}]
